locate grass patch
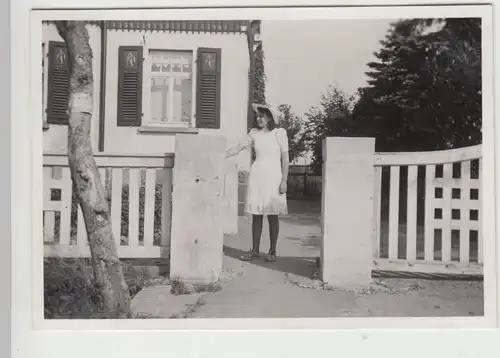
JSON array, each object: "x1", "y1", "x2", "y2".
[
  {"x1": 169, "y1": 296, "x2": 207, "y2": 319},
  {"x1": 44, "y1": 257, "x2": 169, "y2": 319},
  {"x1": 170, "y1": 276, "x2": 222, "y2": 296}
]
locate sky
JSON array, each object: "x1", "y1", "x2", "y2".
[{"x1": 261, "y1": 19, "x2": 394, "y2": 117}]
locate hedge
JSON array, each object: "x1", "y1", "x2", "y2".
[{"x1": 50, "y1": 181, "x2": 167, "y2": 246}]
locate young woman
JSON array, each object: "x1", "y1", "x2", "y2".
[{"x1": 225, "y1": 103, "x2": 289, "y2": 262}]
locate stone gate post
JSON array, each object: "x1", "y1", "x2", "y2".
[
  {"x1": 320, "y1": 137, "x2": 376, "y2": 287},
  {"x1": 169, "y1": 134, "x2": 226, "y2": 284}
]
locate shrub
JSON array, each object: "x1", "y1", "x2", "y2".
[
  {"x1": 66, "y1": 179, "x2": 166, "y2": 246},
  {"x1": 44, "y1": 257, "x2": 101, "y2": 319},
  {"x1": 45, "y1": 169, "x2": 171, "y2": 319},
  {"x1": 120, "y1": 183, "x2": 164, "y2": 245},
  {"x1": 44, "y1": 257, "x2": 166, "y2": 319}
]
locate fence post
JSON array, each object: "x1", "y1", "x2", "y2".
[
  {"x1": 160, "y1": 164, "x2": 173, "y2": 249},
  {"x1": 320, "y1": 137, "x2": 375, "y2": 288},
  {"x1": 303, "y1": 171, "x2": 308, "y2": 197},
  {"x1": 169, "y1": 134, "x2": 226, "y2": 285}
]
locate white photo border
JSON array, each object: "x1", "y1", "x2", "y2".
[
  {"x1": 10, "y1": 0, "x2": 500, "y2": 357},
  {"x1": 1, "y1": 0, "x2": 10, "y2": 357}
]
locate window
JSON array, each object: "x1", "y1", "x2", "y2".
[
  {"x1": 147, "y1": 50, "x2": 193, "y2": 126},
  {"x1": 43, "y1": 41, "x2": 222, "y2": 130},
  {"x1": 116, "y1": 45, "x2": 221, "y2": 129}
]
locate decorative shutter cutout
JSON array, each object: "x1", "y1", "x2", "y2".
[
  {"x1": 46, "y1": 41, "x2": 70, "y2": 125},
  {"x1": 196, "y1": 47, "x2": 221, "y2": 129},
  {"x1": 117, "y1": 46, "x2": 143, "y2": 127}
]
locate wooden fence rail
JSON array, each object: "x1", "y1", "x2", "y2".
[{"x1": 43, "y1": 152, "x2": 174, "y2": 259}]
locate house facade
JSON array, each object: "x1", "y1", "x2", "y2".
[
  {"x1": 42, "y1": 20, "x2": 259, "y2": 154},
  {"x1": 42, "y1": 20, "x2": 261, "y2": 215}
]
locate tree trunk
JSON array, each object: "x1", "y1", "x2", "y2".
[{"x1": 55, "y1": 21, "x2": 132, "y2": 318}]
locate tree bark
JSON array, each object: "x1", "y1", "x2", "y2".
[{"x1": 55, "y1": 21, "x2": 132, "y2": 318}]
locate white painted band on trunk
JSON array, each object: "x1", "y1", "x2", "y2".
[{"x1": 69, "y1": 93, "x2": 93, "y2": 114}]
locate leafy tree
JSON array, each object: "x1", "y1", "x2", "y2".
[
  {"x1": 276, "y1": 104, "x2": 308, "y2": 163},
  {"x1": 303, "y1": 86, "x2": 359, "y2": 172},
  {"x1": 248, "y1": 37, "x2": 267, "y2": 162},
  {"x1": 353, "y1": 17, "x2": 481, "y2": 151},
  {"x1": 421, "y1": 18, "x2": 482, "y2": 149},
  {"x1": 252, "y1": 42, "x2": 267, "y2": 105}
]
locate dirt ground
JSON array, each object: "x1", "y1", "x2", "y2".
[
  {"x1": 132, "y1": 199, "x2": 484, "y2": 319},
  {"x1": 189, "y1": 257, "x2": 483, "y2": 318}
]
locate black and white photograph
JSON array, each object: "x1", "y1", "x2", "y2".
[{"x1": 34, "y1": 5, "x2": 495, "y2": 324}]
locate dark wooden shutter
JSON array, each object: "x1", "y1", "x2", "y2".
[
  {"x1": 46, "y1": 41, "x2": 70, "y2": 125},
  {"x1": 196, "y1": 47, "x2": 221, "y2": 129},
  {"x1": 117, "y1": 46, "x2": 143, "y2": 127}
]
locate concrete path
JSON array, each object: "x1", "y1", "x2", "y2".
[{"x1": 132, "y1": 200, "x2": 484, "y2": 319}]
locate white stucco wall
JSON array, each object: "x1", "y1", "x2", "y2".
[
  {"x1": 42, "y1": 23, "x2": 102, "y2": 153},
  {"x1": 104, "y1": 30, "x2": 250, "y2": 170},
  {"x1": 42, "y1": 26, "x2": 251, "y2": 172}
]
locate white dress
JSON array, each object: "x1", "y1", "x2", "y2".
[{"x1": 244, "y1": 127, "x2": 289, "y2": 216}]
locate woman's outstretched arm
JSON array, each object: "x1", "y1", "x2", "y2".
[
  {"x1": 225, "y1": 143, "x2": 249, "y2": 158},
  {"x1": 225, "y1": 130, "x2": 254, "y2": 158}
]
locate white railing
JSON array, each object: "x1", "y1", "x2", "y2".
[
  {"x1": 372, "y1": 145, "x2": 482, "y2": 275},
  {"x1": 43, "y1": 152, "x2": 174, "y2": 259}
]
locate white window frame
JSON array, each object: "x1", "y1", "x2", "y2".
[{"x1": 142, "y1": 47, "x2": 197, "y2": 128}]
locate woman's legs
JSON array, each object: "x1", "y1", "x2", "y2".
[
  {"x1": 241, "y1": 214, "x2": 279, "y2": 261},
  {"x1": 240, "y1": 214, "x2": 263, "y2": 261},
  {"x1": 268, "y1": 215, "x2": 279, "y2": 254},
  {"x1": 251, "y1": 214, "x2": 264, "y2": 252}
]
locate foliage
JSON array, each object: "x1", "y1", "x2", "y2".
[
  {"x1": 46, "y1": 176, "x2": 170, "y2": 319},
  {"x1": 252, "y1": 43, "x2": 267, "y2": 105},
  {"x1": 353, "y1": 18, "x2": 482, "y2": 151},
  {"x1": 44, "y1": 257, "x2": 165, "y2": 319},
  {"x1": 121, "y1": 184, "x2": 164, "y2": 245},
  {"x1": 250, "y1": 42, "x2": 267, "y2": 161},
  {"x1": 169, "y1": 276, "x2": 222, "y2": 296},
  {"x1": 276, "y1": 104, "x2": 308, "y2": 163},
  {"x1": 302, "y1": 18, "x2": 482, "y2": 161},
  {"x1": 303, "y1": 86, "x2": 359, "y2": 172},
  {"x1": 68, "y1": 179, "x2": 165, "y2": 245}
]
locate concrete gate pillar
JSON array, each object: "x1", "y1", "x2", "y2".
[
  {"x1": 169, "y1": 134, "x2": 227, "y2": 284},
  {"x1": 320, "y1": 137, "x2": 376, "y2": 288}
]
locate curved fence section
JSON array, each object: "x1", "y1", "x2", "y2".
[{"x1": 372, "y1": 145, "x2": 482, "y2": 276}]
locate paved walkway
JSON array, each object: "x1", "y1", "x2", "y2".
[{"x1": 132, "y1": 200, "x2": 484, "y2": 319}]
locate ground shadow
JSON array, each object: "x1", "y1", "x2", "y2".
[{"x1": 223, "y1": 245, "x2": 318, "y2": 279}]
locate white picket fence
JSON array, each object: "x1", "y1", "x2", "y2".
[
  {"x1": 372, "y1": 144, "x2": 483, "y2": 276},
  {"x1": 44, "y1": 144, "x2": 483, "y2": 278},
  {"x1": 43, "y1": 152, "x2": 174, "y2": 259}
]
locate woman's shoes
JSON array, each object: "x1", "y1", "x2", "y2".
[
  {"x1": 239, "y1": 250, "x2": 260, "y2": 261},
  {"x1": 239, "y1": 250, "x2": 277, "y2": 262},
  {"x1": 266, "y1": 251, "x2": 276, "y2": 262}
]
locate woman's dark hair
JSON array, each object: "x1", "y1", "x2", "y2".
[{"x1": 252, "y1": 107, "x2": 277, "y2": 130}]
